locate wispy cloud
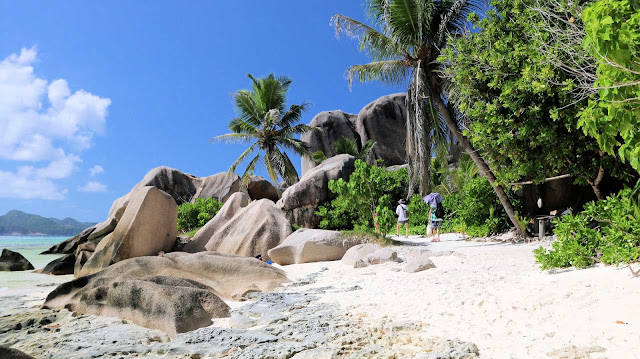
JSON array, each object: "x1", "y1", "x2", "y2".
[
  {"x1": 0, "y1": 47, "x2": 111, "y2": 200},
  {"x1": 89, "y1": 165, "x2": 104, "y2": 176},
  {"x1": 78, "y1": 181, "x2": 108, "y2": 193}
]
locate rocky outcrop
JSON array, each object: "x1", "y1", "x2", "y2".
[
  {"x1": 0, "y1": 249, "x2": 34, "y2": 271},
  {"x1": 268, "y1": 229, "x2": 362, "y2": 265},
  {"x1": 204, "y1": 199, "x2": 292, "y2": 260},
  {"x1": 78, "y1": 186, "x2": 178, "y2": 277},
  {"x1": 340, "y1": 243, "x2": 380, "y2": 266},
  {"x1": 43, "y1": 252, "x2": 289, "y2": 335},
  {"x1": 301, "y1": 110, "x2": 360, "y2": 174},
  {"x1": 247, "y1": 175, "x2": 279, "y2": 202},
  {"x1": 403, "y1": 254, "x2": 436, "y2": 273},
  {"x1": 193, "y1": 173, "x2": 241, "y2": 203},
  {"x1": 351, "y1": 248, "x2": 399, "y2": 268},
  {"x1": 277, "y1": 154, "x2": 356, "y2": 228},
  {"x1": 40, "y1": 226, "x2": 95, "y2": 255},
  {"x1": 355, "y1": 93, "x2": 407, "y2": 167},
  {"x1": 182, "y1": 192, "x2": 251, "y2": 253},
  {"x1": 40, "y1": 254, "x2": 75, "y2": 275},
  {"x1": 0, "y1": 346, "x2": 35, "y2": 359}
]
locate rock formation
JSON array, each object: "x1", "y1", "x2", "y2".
[
  {"x1": 268, "y1": 229, "x2": 363, "y2": 265},
  {"x1": 277, "y1": 154, "x2": 356, "y2": 228},
  {"x1": 0, "y1": 249, "x2": 34, "y2": 271},
  {"x1": 192, "y1": 172, "x2": 241, "y2": 203},
  {"x1": 43, "y1": 252, "x2": 289, "y2": 335},
  {"x1": 77, "y1": 186, "x2": 178, "y2": 277},
  {"x1": 301, "y1": 110, "x2": 360, "y2": 174},
  {"x1": 247, "y1": 175, "x2": 279, "y2": 202},
  {"x1": 340, "y1": 243, "x2": 380, "y2": 266},
  {"x1": 40, "y1": 254, "x2": 75, "y2": 275},
  {"x1": 182, "y1": 192, "x2": 251, "y2": 253},
  {"x1": 204, "y1": 199, "x2": 292, "y2": 260}
]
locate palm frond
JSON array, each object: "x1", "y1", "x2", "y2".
[
  {"x1": 233, "y1": 91, "x2": 262, "y2": 127},
  {"x1": 346, "y1": 60, "x2": 409, "y2": 89},
  {"x1": 278, "y1": 137, "x2": 312, "y2": 157},
  {"x1": 436, "y1": 0, "x2": 485, "y2": 47},
  {"x1": 278, "y1": 123, "x2": 318, "y2": 138},
  {"x1": 269, "y1": 147, "x2": 299, "y2": 185},
  {"x1": 278, "y1": 101, "x2": 311, "y2": 128},
  {"x1": 332, "y1": 136, "x2": 359, "y2": 156},
  {"x1": 210, "y1": 133, "x2": 256, "y2": 144},
  {"x1": 239, "y1": 153, "x2": 261, "y2": 186},
  {"x1": 263, "y1": 148, "x2": 279, "y2": 186},
  {"x1": 330, "y1": 14, "x2": 403, "y2": 61},
  {"x1": 228, "y1": 142, "x2": 259, "y2": 175},
  {"x1": 228, "y1": 118, "x2": 259, "y2": 134}
]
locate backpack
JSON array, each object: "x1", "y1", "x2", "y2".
[
  {"x1": 435, "y1": 203, "x2": 445, "y2": 219},
  {"x1": 402, "y1": 205, "x2": 409, "y2": 218}
]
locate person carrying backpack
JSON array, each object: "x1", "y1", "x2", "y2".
[
  {"x1": 395, "y1": 199, "x2": 410, "y2": 238},
  {"x1": 429, "y1": 202, "x2": 444, "y2": 242}
]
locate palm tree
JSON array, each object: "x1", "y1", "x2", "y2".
[
  {"x1": 212, "y1": 73, "x2": 315, "y2": 186},
  {"x1": 332, "y1": 0, "x2": 525, "y2": 238},
  {"x1": 311, "y1": 136, "x2": 376, "y2": 164}
]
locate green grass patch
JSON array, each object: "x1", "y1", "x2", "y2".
[{"x1": 182, "y1": 226, "x2": 202, "y2": 238}]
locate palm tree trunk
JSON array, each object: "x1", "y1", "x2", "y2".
[{"x1": 431, "y1": 94, "x2": 526, "y2": 239}]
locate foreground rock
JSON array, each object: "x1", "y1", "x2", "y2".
[
  {"x1": 247, "y1": 175, "x2": 280, "y2": 202},
  {"x1": 40, "y1": 226, "x2": 95, "y2": 255},
  {"x1": 341, "y1": 243, "x2": 380, "y2": 266},
  {"x1": 0, "y1": 345, "x2": 35, "y2": 359},
  {"x1": 0, "y1": 249, "x2": 34, "y2": 271},
  {"x1": 205, "y1": 199, "x2": 292, "y2": 260},
  {"x1": 355, "y1": 93, "x2": 407, "y2": 166},
  {"x1": 192, "y1": 172, "x2": 241, "y2": 203},
  {"x1": 182, "y1": 192, "x2": 251, "y2": 253},
  {"x1": 43, "y1": 252, "x2": 289, "y2": 336},
  {"x1": 301, "y1": 110, "x2": 360, "y2": 174},
  {"x1": 40, "y1": 254, "x2": 75, "y2": 275},
  {"x1": 268, "y1": 229, "x2": 363, "y2": 265},
  {"x1": 78, "y1": 186, "x2": 178, "y2": 276},
  {"x1": 403, "y1": 254, "x2": 436, "y2": 273},
  {"x1": 277, "y1": 154, "x2": 356, "y2": 228}
]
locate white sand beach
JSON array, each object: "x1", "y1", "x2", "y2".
[{"x1": 277, "y1": 233, "x2": 640, "y2": 358}]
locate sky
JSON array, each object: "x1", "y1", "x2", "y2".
[{"x1": 0, "y1": 1, "x2": 408, "y2": 222}]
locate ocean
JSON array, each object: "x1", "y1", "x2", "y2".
[{"x1": 0, "y1": 236, "x2": 70, "y2": 290}]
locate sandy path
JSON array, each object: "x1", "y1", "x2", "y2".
[{"x1": 277, "y1": 233, "x2": 640, "y2": 358}]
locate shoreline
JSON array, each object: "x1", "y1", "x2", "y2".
[{"x1": 1, "y1": 233, "x2": 639, "y2": 358}]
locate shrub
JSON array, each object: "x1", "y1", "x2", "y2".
[
  {"x1": 177, "y1": 198, "x2": 223, "y2": 232},
  {"x1": 534, "y1": 189, "x2": 640, "y2": 269}
]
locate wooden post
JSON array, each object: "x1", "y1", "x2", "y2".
[{"x1": 538, "y1": 219, "x2": 545, "y2": 240}]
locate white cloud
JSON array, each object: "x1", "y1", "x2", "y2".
[
  {"x1": 89, "y1": 165, "x2": 104, "y2": 176},
  {"x1": 0, "y1": 47, "x2": 111, "y2": 200},
  {"x1": 78, "y1": 181, "x2": 107, "y2": 193}
]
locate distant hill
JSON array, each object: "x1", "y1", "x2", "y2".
[{"x1": 0, "y1": 210, "x2": 96, "y2": 236}]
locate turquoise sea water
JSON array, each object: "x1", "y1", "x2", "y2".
[{"x1": 0, "y1": 236, "x2": 71, "y2": 290}]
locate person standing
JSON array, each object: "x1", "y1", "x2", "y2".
[
  {"x1": 428, "y1": 203, "x2": 443, "y2": 242},
  {"x1": 396, "y1": 199, "x2": 409, "y2": 238}
]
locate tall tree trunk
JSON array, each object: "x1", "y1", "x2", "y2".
[{"x1": 431, "y1": 94, "x2": 526, "y2": 239}]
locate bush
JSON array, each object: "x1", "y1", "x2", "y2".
[
  {"x1": 534, "y1": 189, "x2": 640, "y2": 269},
  {"x1": 177, "y1": 198, "x2": 223, "y2": 232}
]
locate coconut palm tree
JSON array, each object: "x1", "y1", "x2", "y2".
[
  {"x1": 332, "y1": 0, "x2": 525, "y2": 237},
  {"x1": 212, "y1": 73, "x2": 315, "y2": 186}
]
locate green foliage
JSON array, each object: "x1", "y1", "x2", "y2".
[
  {"x1": 442, "y1": 0, "x2": 630, "y2": 186},
  {"x1": 579, "y1": 0, "x2": 640, "y2": 172},
  {"x1": 317, "y1": 160, "x2": 408, "y2": 235},
  {"x1": 340, "y1": 229, "x2": 399, "y2": 247},
  {"x1": 312, "y1": 136, "x2": 376, "y2": 165},
  {"x1": 535, "y1": 189, "x2": 640, "y2": 269},
  {"x1": 211, "y1": 73, "x2": 315, "y2": 186},
  {"x1": 0, "y1": 210, "x2": 96, "y2": 236},
  {"x1": 177, "y1": 198, "x2": 223, "y2": 232}
]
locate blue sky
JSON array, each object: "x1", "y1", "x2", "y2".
[{"x1": 0, "y1": 1, "x2": 406, "y2": 222}]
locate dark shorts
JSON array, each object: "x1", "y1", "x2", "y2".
[
  {"x1": 398, "y1": 219, "x2": 409, "y2": 224},
  {"x1": 431, "y1": 220, "x2": 442, "y2": 228}
]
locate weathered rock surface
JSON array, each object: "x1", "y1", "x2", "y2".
[
  {"x1": 277, "y1": 154, "x2": 356, "y2": 228},
  {"x1": 182, "y1": 192, "x2": 251, "y2": 253},
  {"x1": 87, "y1": 217, "x2": 117, "y2": 241},
  {"x1": 0, "y1": 249, "x2": 34, "y2": 271},
  {"x1": 404, "y1": 254, "x2": 436, "y2": 273},
  {"x1": 301, "y1": 110, "x2": 360, "y2": 174},
  {"x1": 193, "y1": 172, "x2": 241, "y2": 203},
  {"x1": 366, "y1": 248, "x2": 398, "y2": 265},
  {"x1": 355, "y1": 93, "x2": 407, "y2": 167},
  {"x1": 341, "y1": 243, "x2": 380, "y2": 266},
  {"x1": 0, "y1": 345, "x2": 35, "y2": 359},
  {"x1": 205, "y1": 199, "x2": 292, "y2": 260},
  {"x1": 247, "y1": 175, "x2": 279, "y2": 202},
  {"x1": 40, "y1": 254, "x2": 75, "y2": 275},
  {"x1": 78, "y1": 186, "x2": 178, "y2": 277},
  {"x1": 268, "y1": 229, "x2": 363, "y2": 265},
  {"x1": 40, "y1": 226, "x2": 95, "y2": 254},
  {"x1": 108, "y1": 166, "x2": 198, "y2": 218}
]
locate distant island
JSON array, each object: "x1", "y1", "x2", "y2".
[{"x1": 0, "y1": 210, "x2": 96, "y2": 236}]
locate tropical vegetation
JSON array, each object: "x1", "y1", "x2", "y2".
[
  {"x1": 177, "y1": 198, "x2": 223, "y2": 233},
  {"x1": 212, "y1": 73, "x2": 316, "y2": 186}
]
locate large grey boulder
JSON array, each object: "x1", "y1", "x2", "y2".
[
  {"x1": 0, "y1": 249, "x2": 34, "y2": 271},
  {"x1": 204, "y1": 199, "x2": 292, "y2": 260},
  {"x1": 193, "y1": 173, "x2": 241, "y2": 203},
  {"x1": 108, "y1": 166, "x2": 198, "y2": 218},
  {"x1": 277, "y1": 154, "x2": 356, "y2": 228},
  {"x1": 43, "y1": 252, "x2": 289, "y2": 335},
  {"x1": 0, "y1": 346, "x2": 35, "y2": 359},
  {"x1": 40, "y1": 226, "x2": 95, "y2": 254},
  {"x1": 247, "y1": 175, "x2": 279, "y2": 202},
  {"x1": 355, "y1": 93, "x2": 407, "y2": 167},
  {"x1": 78, "y1": 186, "x2": 178, "y2": 277},
  {"x1": 182, "y1": 192, "x2": 251, "y2": 253},
  {"x1": 341, "y1": 243, "x2": 380, "y2": 266},
  {"x1": 267, "y1": 229, "x2": 363, "y2": 265},
  {"x1": 40, "y1": 253, "x2": 75, "y2": 275},
  {"x1": 301, "y1": 110, "x2": 360, "y2": 174}
]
